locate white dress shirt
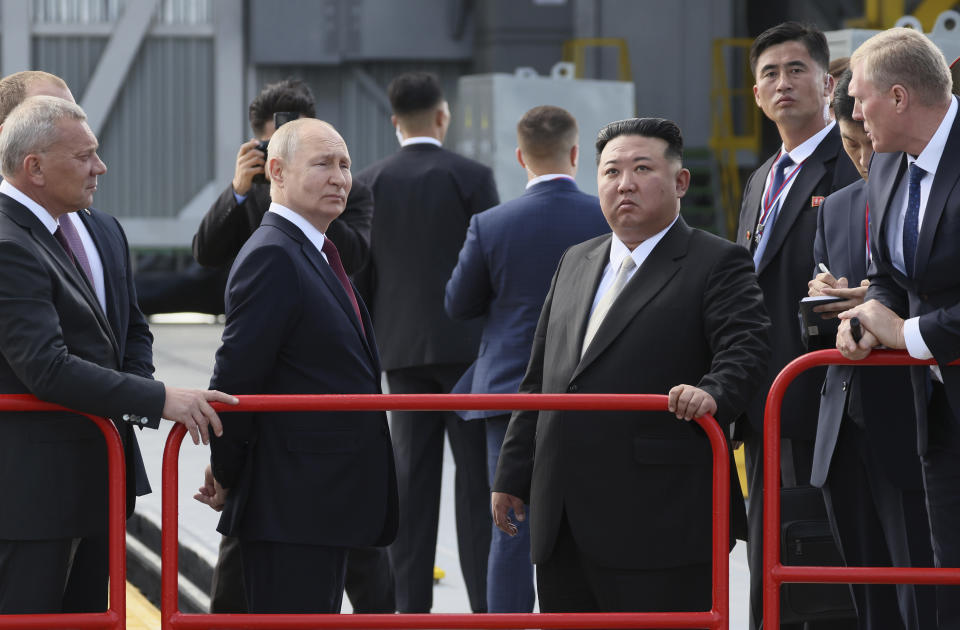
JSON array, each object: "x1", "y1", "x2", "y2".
[
  {"x1": 268, "y1": 202, "x2": 329, "y2": 263},
  {"x1": 588, "y1": 216, "x2": 678, "y2": 317},
  {"x1": 759, "y1": 121, "x2": 836, "y2": 219},
  {"x1": 0, "y1": 180, "x2": 106, "y2": 312},
  {"x1": 400, "y1": 136, "x2": 442, "y2": 148},
  {"x1": 526, "y1": 173, "x2": 574, "y2": 189}
]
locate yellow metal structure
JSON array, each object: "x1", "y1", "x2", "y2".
[
  {"x1": 846, "y1": 0, "x2": 955, "y2": 30},
  {"x1": 709, "y1": 38, "x2": 761, "y2": 236},
  {"x1": 561, "y1": 38, "x2": 633, "y2": 81}
]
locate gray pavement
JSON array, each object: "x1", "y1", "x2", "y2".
[{"x1": 138, "y1": 320, "x2": 750, "y2": 621}]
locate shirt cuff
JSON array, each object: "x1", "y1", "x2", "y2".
[
  {"x1": 233, "y1": 191, "x2": 247, "y2": 204},
  {"x1": 903, "y1": 316, "x2": 933, "y2": 359}
]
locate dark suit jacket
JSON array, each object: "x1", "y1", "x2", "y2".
[
  {"x1": 492, "y1": 218, "x2": 770, "y2": 569},
  {"x1": 736, "y1": 124, "x2": 860, "y2": 439},
  {"x1": 809, "y1": 179, "x2": 921, "y2": 489},
  {"x1": 865, "y1": 112, "x2": 960, "y2": 455},
  {"x1": 192, "y1": 179, "x2": 374, "y2": 276},
  {"x1": 356, "y1": 143, "x2": 499, "y2": 371},
  {"x1": 444, "y1": 178, "x2": 609, "y2": 419},
  {"x1": 0, "y1": 195, "x2": 165, "y2": 540},
  {"x1": 210, "y1": 212, "x2": 398, "y2": 548}
]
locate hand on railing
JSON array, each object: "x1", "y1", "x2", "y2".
[
  {"x1": 162, "y1": 388, "x2": 238, "y2": 445},
  {"x1": 837, "y1": 299, "x2": 907, "y2": 360},
  {"x1": 193, "y1": 464, "x2": 228, "y2": 512},
  {"x1": 667, "y1": 384, "x2": 717, "y2": 421}
]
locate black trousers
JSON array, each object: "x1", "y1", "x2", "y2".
[
  {"x1": 744, "y1": 430, "x2": 856, "y2": 630},
  {"x1": 210, "y1": 534, "x2": 395, "y2": 613},
  {"x1": 0, "y1": 534, "x2": 107, "y2": 614},
  {"x1": 920, "y1": 382, "x2": 960, "y2": 630},
  {"x1": 239, "y1": 539, "x2": 347, "y2": 614},
  {"x1": 536, "y1": 512, "x2": 710, "y2": 625},
  {"x1": 822, "y1": 419, "x2": 936, "y2": 630},
  {"x1": 386, "y1": 363, "x2": 491, "y2": 613}
]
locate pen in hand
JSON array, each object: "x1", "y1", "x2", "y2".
[
  {"x1": 850, "y1": 317, "x2": 863, "y2": 343},
  {"x1": 818, "y1": 262, "x2": 832, "y2": 276}
]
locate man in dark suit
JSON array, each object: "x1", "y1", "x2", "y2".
[
  {"x1": 444, "y1": 105, "x2": 609, "y2": 612},
  {"x1": 0, "y1": 93, "x2": 235, "y2": 614},
  {"x1": 355, "y1": 71, "x2": 499, "y2": 613},
  {"x1": 808, "y1": 69, "x2": 935, "y2": 630},
  {"x1": 735, "y1": 22, "x2": 861, "y2": 629},
  {"x1": 492, "y1": 117, "x2": 770, "y2": 616},
  {"x1": 197, "y1": 118, "x2": 398, "y2": 614},
  {"x1": 190, "y1": 78, "x2": 390, "y2": 615},
  {"x1": 841, "y1": 27, "x2": 960, "y2": 628}
]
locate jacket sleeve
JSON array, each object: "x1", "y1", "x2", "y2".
[
  {"x1": 445, "y1": 214, "x2": 492, "y2": 321},
  {"x1": 327, "y1": 179, "x2": 373, "y2": 276},
  {"x1": 192, "y1": 183, "x2": 269, "y2": 267}
]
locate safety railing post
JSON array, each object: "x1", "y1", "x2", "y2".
[
  {"x1": 0, "y1": 395, "x2": 125, "y2": 630},
  {"x1": 762, "y1": 349, "x2": 960, "y2": 628},
  {"x1": 161, "y1": 393, "x2": 731, "y2": 630}
]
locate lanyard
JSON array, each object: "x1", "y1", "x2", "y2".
[
  {"x1": 758, "y1": 151, "x2": 805, "y2": 233},
  {"x1": 864, "y1": 200, "x2": 872, "y2": 267}
]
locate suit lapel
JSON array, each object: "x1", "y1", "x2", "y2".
[
  {"x1": 77, "y1": 209, "x2": 120, "y2": 333},
  {"x1": 573, "y1": 220, "x2": 687, "y2": 379},
  {"x1": 915, "y1": 114, "x2": 960, "y2": 278},
  {"x1": 562, "y1": 237, "x2": 610, "y2": 373},
  {"x1": 847, "y1": 183, "x2": 868, "y2": 280},
  {"x1": 738, "y1": 153, "x2": 776, "y2": 247},
  {"x1": 869, "y1": 152, "x2": 907, "y2": 278},
  {"x1": 756, "y1": 128, "x2": 839, "y2": 275}
]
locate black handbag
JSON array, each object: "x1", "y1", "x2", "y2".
[{"x1": 779, "y1": 485, "x2": 857, "y2": 623}]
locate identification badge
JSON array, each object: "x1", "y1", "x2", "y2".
[{"x1": 811, "y1": 196, "x2": 825, "y2": 207}]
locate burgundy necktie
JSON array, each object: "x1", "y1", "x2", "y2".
[
  {"x1": 54, "y1": 216, "x2": 95, "y2": 288},
  {"x1": 321, "y1": 237, "x2": 365, "y2": 335}
]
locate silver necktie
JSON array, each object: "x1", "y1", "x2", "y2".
[{"x1": 581, "y1": 255, "x2": 637, "y2": 357}]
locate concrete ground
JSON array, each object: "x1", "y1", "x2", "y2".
[{"x1": 135, "y1": 320, "x2": 750, "y2": 622}]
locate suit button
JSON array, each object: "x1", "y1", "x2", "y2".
[
  {"x1": 568, "y1": 384, "x2": 579, "y2": 393},
  {"x1": 122, "y1": 414, "x2": 130, "y2": 421},
  {"x1": 841, "y1": 382, "x2": 848, "y2": 392},
  {"x1": 140, "y1": 417, "x2": 148, "y2": 425}
]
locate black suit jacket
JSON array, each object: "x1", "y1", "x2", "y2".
[
  {"x1": 865, "y1": 110, "x2": 960, "y2": 455},
  {"x1": 356, "y1": 143, "x2": 499, "y2": 371},
  {"x1": 0, "y1": 195, "x2": 165, "y2": 540},
  {"x1": 736, "y1": 124, "x2": 860, "y2": 439},
  {"x1": 210, "y1": 212, "x2": 398, "y2": 548},
  {"x1": 493, "y1": 219, "x2": 770, "y2": 569},
  {"x1": 809, "y1": 180, "x2": 921, "y2": 489},
  {"x1": 193, "y1": 179, "x2": 374, "y2": 276}
]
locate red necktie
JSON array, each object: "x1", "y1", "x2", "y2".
[{"x1": 321, "y1": 237, "x2": 365, "y2": 335}]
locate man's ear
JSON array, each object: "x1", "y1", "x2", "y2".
[
  {"x1": 267, "y1": 156, "x2": 283, "y2": 184},
  {"x1": 675, "y1": 167, "x2": 691, "y2": 198},
  {"x1": 515, "y1": 147, "x2": 526, "y2": 170},
  {"x1": 892, "y1": 84, "x2": 909, "y2": 113},
  {"x1": 24, "y1": 154, "x2": 44, "y2": 185},
  {"x1": 390, "y1": 114, "x2": 398, "y2": 129},
  {"x1": 824, "y1": 72, "x2": 835, "y2": 99},
  {"x1": 570, "y1": 144, "x2": 579, "y2": 168}
]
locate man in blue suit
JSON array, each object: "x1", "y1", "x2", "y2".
[
  {"x1": 199, "y1": 118, "x2": 398, "y2": 613},
  {"x1": 444, "y1": 105, "x2": 609, "y2": 612}
]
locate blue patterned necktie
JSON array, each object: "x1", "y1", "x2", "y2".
[{"x1": 902, "y1": 163, "x2": 924, "y2": 276}]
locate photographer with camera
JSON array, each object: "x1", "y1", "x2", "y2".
[
  {"x1": 192, "y1": 78, "x2": 389, "y2": 614},
  {"x1": 193, "y1": 78, "x2": 372, "y2": 275}
]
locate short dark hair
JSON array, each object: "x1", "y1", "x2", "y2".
[
  {"x1": 750, "y1": 22, "x2": 829, "y2": 76},
  {"x1": 387, "y1": 72, "x2": 443, "y2": 116},
  {"x1": 517, "y1": 105, "x2": 578, "y2": 161},
  {"x1": 248, "y1": 78, "x2": 315, "y2": 136},
  {"x1": 595, "y1": 117, "x2": 683, "y2": 164},
  {"x1": 832, "y1": 69, "x2": 857, "y2": 123}
]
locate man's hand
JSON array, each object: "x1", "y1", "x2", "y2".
[
  {"x1": 667, "y1": 384, "x2": 717, "y2": 421},
  {"x1": 808, "y1": 274, "x2": 870, "y2": 319},
  {"x1": 162, "y1": 387, "x2": 238, "y2": 445},
  {"x1": 193, "y1": 464, "x2": 228, "y2": 512},
  {"x1": 808, "y1": 269, "x2": 841, "y2": 296},
  {"x1": 837, "y1": 299, "x2": 906, "y2": 359},
  {"x1": 491, "y1": 492, "x2": 525, "y2": 536},
  {"x1": 231, "y1": 138, "x2": 266, "y2": 196}
]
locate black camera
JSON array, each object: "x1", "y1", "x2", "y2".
[{"x1": 251, "y1": 111, "x2": 301, "y2": 184}]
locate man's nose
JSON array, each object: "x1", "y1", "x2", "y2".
[
  {"x1": 617, "y1": 173, "x2": 637, "y2": 192},
  {"x1": 93, "y1": 154, "x2": 107, "y2": 175}
]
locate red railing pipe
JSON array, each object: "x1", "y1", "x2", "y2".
[
  {"x1": 763, "y1": 349, "x2": 960, "y2": 627},
  {"x1": 0, "y1": 395, "x2": 125, "y2": 630},
  {"x1": 162, "y1": 393, "x2": 730, "y2": 630}
]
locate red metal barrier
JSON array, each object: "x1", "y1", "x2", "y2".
[
  {"x1": 162, "y1": 393, "x2": 731, "y2": 630},
  {"x1": 763, "y1": 349, "x2": 960, "y2": 626},
  {"x1": 0, "y1": 394, "x2": 126, "y2": 630}
]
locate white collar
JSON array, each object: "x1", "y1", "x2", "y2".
[
  {"x1": 0, "y1": 179, "x2": 59, "y2": 234},
  {"x1": 780, "y1": 120, "x2": 836, "y2": 164},
  {"x1": 609, "y1": 215, "x2": 678, "y2": 268},
  {"x1": 268, "y1": 202, "x2": 327, "y2": 256},
  {"x1": 526, "y1": 173, "x2": 575, "y2": 189},
  {"x1": 401, "y1": 136, "x2": 442, "y2": 148},
  {"x1": 911, "y1": 95, "x2": 958, "y2": 175}
]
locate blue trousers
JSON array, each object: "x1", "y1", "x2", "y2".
[{"x1": 486, "y1": 416, "x2": 535, "y2": 612}]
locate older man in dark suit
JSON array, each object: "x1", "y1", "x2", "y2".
[
  {"x1": 808, "y1": 69, "x2": 935, "y2": 630},
  {"x1": 356, "y1": 71, "x2": 499, "y2": 614},
  {"x1": 735, "y1": 23, "x2": 861, "y2": 628},
  {"x1": 444, "y1": 105, "x2": 609, "y2": 612},
  {"x1": 0, "y1": 94, "x2": 235, "y2": 614},
  {"x1": 198, "y1": 118, "x2": 398, "y2": 614},
  {"x1": 492, "y1": 117, "x2": 770, "y2": 615},
  {"x1": 841, "y1": 27, "x2": 960, "y2": 628}
]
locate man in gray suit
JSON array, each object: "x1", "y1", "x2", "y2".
[{"x1": 0, "y1": 95, "x2": 235, "y2": 614}]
